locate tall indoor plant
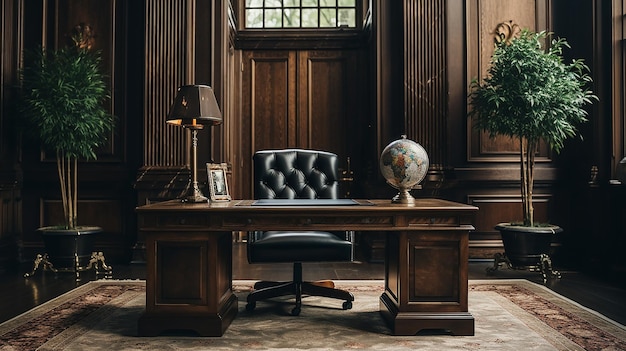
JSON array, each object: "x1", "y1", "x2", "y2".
[
  {"x1": 468, "y1": 29, "x2": 596, "y2": 272},
  {"x1": 20, "y1": 31, "x2": 113, "y2": 272}
]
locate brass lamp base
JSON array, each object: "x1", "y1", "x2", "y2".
[
  {"x1": 186, "y1": 195, "x2": 208, "y2": 203},
  {"x1": 181, "y1": 127, "x2": 208, "y2": 203},
  {"x1": 185, "y1": 181, "x2": 208, "y2": 203}
]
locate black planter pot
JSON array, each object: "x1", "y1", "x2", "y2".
[
  {"x1": 490, "y1": 223, "x2": 563, "y2": 282},
  {"x1": 39, "y1": 226, "x2": 101, "y2": 270},
  {"x1": 495, "y1": 223, "x2": 562, "y2": 268},
  {"x1": 495, "y1": 223, "x2": 563, "y2": 268}
]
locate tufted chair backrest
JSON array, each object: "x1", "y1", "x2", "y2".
[{"x1": 253, "y1": 149, "x2": 339, "y2": 200}]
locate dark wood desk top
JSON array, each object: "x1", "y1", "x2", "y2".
[
  {"x1": 137, "y1": 198, "x2": 477, "y2": 211},
  {"x1": 137, "y1": 198, "x2": 478, "y2": 232}
]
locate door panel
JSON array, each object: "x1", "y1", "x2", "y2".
[
  {"x1": 249, "y1": 53, "x2": 296, "y2": 150},
  {"x1": 297, "y1": 50, "x2": 357, "y2": 160},
  {"x1": 241, "y1": 51, "x2": 296, "y2": 197}
]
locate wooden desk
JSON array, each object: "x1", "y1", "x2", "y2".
[{"x1": 136, "y1": 199, "x2": 478, "y2": 336}]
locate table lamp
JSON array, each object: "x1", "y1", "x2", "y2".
[{"x1": 167, "y1": 84, "x2": 222, "y2": 202}]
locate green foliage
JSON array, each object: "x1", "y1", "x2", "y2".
[
  {"x1": 469, "y1": 30, "x2": 595, "y2": 152},
  {"x1": 19, "y1": 45, "x2": 113, "y2": 229},
  {"x1": 20, "y1": 46, "x2": 112, "y2": 160},
  {"x1": 468, "y1": 29, "x2": 596, "y2": 227}
]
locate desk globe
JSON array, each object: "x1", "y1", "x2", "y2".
[{"x1": 379, "y1": 135, "x2": 429, "y2": 204}]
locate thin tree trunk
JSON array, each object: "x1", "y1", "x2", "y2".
[
  {"x1": 520, "y1": 138, "x2": 529, "y2": 226},
  {"x1": 57, "y1": 151, "x2": 69, "y2": 229},
  {"x1": 72, "y1": 157, "x2": 77, "y2": 228},
  {"x1": 66, "y1": 155, "x2": 73, "y2": 228},
  {"x1": 522, "y1": 138, "x2": 537, "y2": 227},
  {"x1": 55, "y1": 151, "x2": 80, "y2": 229}
]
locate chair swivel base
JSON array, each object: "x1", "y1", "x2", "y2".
[
  {"x1": 246, "y1": 279, "x2": 354, "y2": 316},
  {"x1": 245, "y1": 262, "x2": 353, "y2": 316}
]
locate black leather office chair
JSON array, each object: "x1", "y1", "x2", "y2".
[{"x1": 246, "y1": 149, "x2": 355, "y2": 316}]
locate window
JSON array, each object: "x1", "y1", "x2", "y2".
[{"x1": 244, "y1": 0, "x2": 358, "y2": 29}]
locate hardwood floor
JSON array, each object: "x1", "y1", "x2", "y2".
[{"x1": 1, "y1": 242, "x2": 625, "y2": 327}]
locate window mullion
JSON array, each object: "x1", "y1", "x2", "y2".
[{"x1": 244, "y1": 0, "x2": 358, "y2": 29}]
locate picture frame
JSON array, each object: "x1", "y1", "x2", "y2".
[{"x1": 206, "y1": 163, "x2": 231, "y2": 202}]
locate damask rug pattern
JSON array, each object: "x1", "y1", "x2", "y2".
[{"x1": 0, "y1": 279, "x2": 625, "y2": 351}]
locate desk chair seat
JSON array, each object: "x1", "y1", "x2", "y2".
[{"x1": 246, "y1": 149, "x2": 355, "y2": 316}]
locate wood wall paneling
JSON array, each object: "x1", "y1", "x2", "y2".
[
  {"x1": 1, "y1": 0, "x2": 20, "y2": 162},
  {"x1": 0, "y1": 0, "x2": 22, "y2": 269},
  {"x1": 468, "y1": 194, "x2": 551, "y2": 258},
  {"x1": 143, "y1": 0, "x2": 191, "y2": 168},
  {"x1": 0, "y1": 185, "x2": 21, "y2": 270},
  {"x1": 42, "y1": 200, "x2": 122, "y2": 234},
  {"x1": 55, "y1": 0, "x2": 119, "y2": 160},
  {"x1": 467, "y1": 0, "x2": 549, "y2": 162},
  {"x1": 402, "y1": 0, "x2": 447, "y2": 167},
  {"x1": 612, "y1": 0, "x2": 626, "y2": 173}
]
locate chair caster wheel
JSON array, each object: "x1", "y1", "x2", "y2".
[
  {"x1": 342, "y1": 301, "x2": 352, "y2": 310},
  {"x1": 246, "y1": 302, "x2": 256, "y2": 311},
  {"x1": 291, "y1": 306, "x2": 301, "y2": 316}
]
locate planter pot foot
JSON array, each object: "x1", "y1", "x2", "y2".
[
  {"x1": 486, "y1": 252, "x2": 561, "y2": 283},
  {"x1": 79, "y1": 251, "x2": 113, "y2": 279},
  {"x1": 24, "y1": 251, "x2": 113, "y2": 281},
  {"x1": 24, "y1": 253, "x2": 58, "y2": 277}
]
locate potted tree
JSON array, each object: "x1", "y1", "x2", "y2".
[
  {"x1": 19, "y1": 27, "x2": 113, "y2": 277},
  {"x1": 468, "y1": 28, "x2": 596, "y2": 278}
]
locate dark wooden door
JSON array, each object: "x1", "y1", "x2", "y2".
[{"x1": 239, "y1": 49, "x2": 361, "y2": 198}]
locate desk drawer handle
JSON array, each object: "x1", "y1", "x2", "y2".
[
  {"x1": 361, "y1": 218, "x2": 372, "y2": 224},
  {"x1": 304, "y1": 218, "x2": 312, "y2": 225},
  {"x1": 246, "y1": 218, "x2": 253, "y2": 225},
  {"x1": 178, "y1": 218, "x2": 186, "y2": 225}
]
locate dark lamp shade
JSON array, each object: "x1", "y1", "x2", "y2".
[{"x1": 166, "y1": 84, "x2": 222, "y2": 127}]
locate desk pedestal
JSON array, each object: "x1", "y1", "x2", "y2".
[
  {"x1": 379, "y1": 231, "x2": 473, "y2": 335},
  {"x1": 138, "y1": 231, "x2": 237, "y2": 336}
]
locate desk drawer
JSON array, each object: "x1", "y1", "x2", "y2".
[
  {"x1": 221, "y1": 215, "x2": 394, "y2": 228},
  {"x1": 141, "y1": 214, "x2": 209, "y2": 227},
  {"x1": 407, "y1": 216, "x2": 459, "y2": 226}
]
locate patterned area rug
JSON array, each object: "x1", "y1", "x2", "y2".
[{"x1": 0, "y1": 280, "x2": 625, "y2": 351}]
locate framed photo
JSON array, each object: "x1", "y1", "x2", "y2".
[{"x1": 206, "y1": 163, "x2": 231, "y2": 202}]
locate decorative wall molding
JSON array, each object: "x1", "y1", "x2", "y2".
[
  {"x1": 403, "y1": 0, "x2": 447, "y2": 168},
  {"x1": 143, "y1": 0, "x2": 194, "y2": 167}
]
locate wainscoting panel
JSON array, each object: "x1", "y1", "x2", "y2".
[
  {"x1": 466, "y1": 0, "x2": 550, "y2": 162},
  {"x1": 467, "y1": 194, "x2": 551, "y2": 258}
]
